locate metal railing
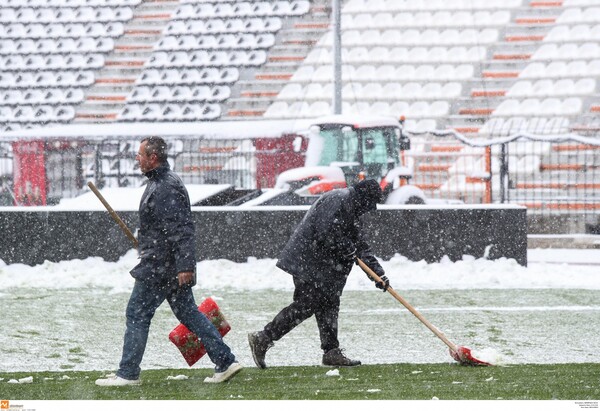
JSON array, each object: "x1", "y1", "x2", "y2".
[
  {"x1": 406, "y1": 130, "x2": 600, "y2": 219},
  {"x1": 1, "y1": 130, "x2": 599, "y2": 225},
  {"x1": 1, "y1": 135, "x2": 299, "y2": 205}
]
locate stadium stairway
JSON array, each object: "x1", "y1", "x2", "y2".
[
  {"x1": 73, "y1": 0, "x2": 180, "y2": 123},
  {"x1": 222, "y1": 0, "x2": 331, "y2": 118}
]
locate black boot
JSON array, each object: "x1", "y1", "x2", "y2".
[
  {"x1": 248, "y1": 331, "x2": 273, "y2": 369},
  {"x1": 322, "y1": 348, "x2": 361, "y2": 367}
]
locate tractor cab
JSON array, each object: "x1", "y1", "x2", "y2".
[
  {"x1": 247, "y1": 115, "x2": 426, "y2": 206},
  {"x1": 305, "y1": 115, "x2": 411, "y2": 189}
]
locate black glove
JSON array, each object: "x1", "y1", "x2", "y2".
[
  {"x1": 342, "y1": 247, "x2": 356, "y2": 262},
  {"x1": 339, "y1": 237, "x2": 356, "y2": 262},
  {"x1": 375, "y1": 275, "x2": 390, "y2": 292}
]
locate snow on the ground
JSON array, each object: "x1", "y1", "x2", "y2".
[
  {"x1": 0, "y1": 248, "x2": 598, "y2": 293},
  {"x1": 1, "y1": 248, "x2": 599, "y2": 372}
]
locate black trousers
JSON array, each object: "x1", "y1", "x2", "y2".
[{"x1": 262, "y1": 276, "x2": 347, "y2": 352}]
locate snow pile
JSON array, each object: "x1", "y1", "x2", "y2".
[{"x1": 0, "y1": 249, "x2": 599, "y2": 293}]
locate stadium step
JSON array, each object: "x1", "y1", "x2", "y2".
[
  {"x1": 72, "y1": 0, "x2": 180, "y2": 123},
  {"x1": 221, "y1": 1, "x2": 329, "y2": 120}
]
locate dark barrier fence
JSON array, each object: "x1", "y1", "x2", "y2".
[{"x1": 0, "y1": 206, "x2": 527, "y2": 266}]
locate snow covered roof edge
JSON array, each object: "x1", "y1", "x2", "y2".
[{"x1": 0, "y1": 119, "x2": 317, "y2": 141}]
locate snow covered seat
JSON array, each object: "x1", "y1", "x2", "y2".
[
  {"x1": 278, "y1": 83, "x2": 304, "y2": 100},
  {"x1": 381, "y1": 82, "x2": 402, "y2": 99},
  {"x1": 188, "y1": 86, "x2": 210, "y2": 101},
  {"x1": 342, "y1": 82, "x2": 363, "y2": 100},
  {"x1": 394, "y1": 64, "x2": 417, "y2": 80},
  {"x1": 21, "y1": 89, "x2": 44, "y2": 104},
  {"x1": 390, "y1": 101, "x2": 410, "y2": 117},
  {"x1": 507, "y1": 80, "x2": 533, "y2": 97},
  {"x1": 531, "y1": 44, "x2": 559, "y2": 60},
  {"x1": 578, "y1": 42, "x2": 600, "y2": 58},
  {"x1": 430, "y1": 100, "x2": 449, "y2": 116},
  {"x1": 492, "y1": 99, "x2": 520, "y2": 116},
  {"x1": 243, "y1": 50, "x2": 268, "y2": 66},
  {"x1": 519, "y1": 62, "x2": 546, "y2": 78},
  {"x1": 263, "y1": 102, "x2": 289, "y2": 118},
  {"x1": 148, "y1": 86, "x2": 171, "y2": 101},
  {"x1": 544, "y1": 25, "x2": 572, "y2": 42},
  {"x1": 12, "y1": 106, "x2": 35, "y2": 122},
  {"x1": 407, "y1": 47, "x2": 429, "y2": 62},
  {"x1": 287, "y1": 101, "x2": 311, "y2": 117},
  {"x1": 566, "y1": 24, "x2": 591, "y2": 41},
  {"x1": 539, "y1": 98, "x2": 561, "y2": 115},
  {"x1": 304, "y1": 83, "x2": 331, "y2": 99},
  {"x1": 554, "y1": 79, "x2": 576, "y2": 96},
  {"x1": 407, "y1": 101, "x2": 430, "y2": 117},
  {"x1": 161, "y1": 104, "x2": 183, "y2": 121},
  {"x1": 305, "y1": 48, "x2": 331, "y2": 64},
  {"x1": 587, "y1": 59, "x2": 600, "y2": 75},
  {"x1": 360, "y1": 82, "x2": 383, "y2": 99},
  {"x1": 442, "y1": 82, "x2": 462, "y2": 97},
  {"x1": 373, "y1": 64, "x2": 395, "y2": 81},
  {"x1": 160, "y1": 69, "x2": 181, "y2": 85},
  {"x1": 452, "y1": 64, "x2": 474, "y2": 79},
  {"x1": 119, "y1": 105, "x2": 142, "y2": 121},
  {"x1": 54, "y1": 106, "x2": 75, "y2": 122},
  {"x1": 138, "y1": 69, "x2": 161, "y2": 85},
  {"x1": 402, "y1": 82, "x2": 422, "y2": 98},
  {"x1": 343, "y1": 47, "x2": 368, "y2": 63},
  {"x1": 291, "y1": 65, "x2": 315, "y2": 82},
  {"x1": 412, "y1": 64, "x2": 435, "y2": 80},
  {"x1": 308, "y1": 101, "x2": 330, "y2": 117},
  {"x1": 354, "y1": 65, "x2": 377, "y2": 81},
  {"x1": 546, "y1": 61, "x2": 572, "y2": 78},
  {"x1": 209, "y1": 85, "x2": 231, "y2": 101},
  {"x1": 421, "y1": 83, "x2": 442, "y2": 98},
  {"x1": 561, "y1": 97, "x2": 583, "y2": 115},
  {"x1": 557, "y1": 7, "x2": 600, "y2": 23},
  {"x1": 369, "y1": 102, "x2": 392, "y2": 116},
  {"x1": 425, "y1": 46, "x2": 449, "y2": 62},
  {"x1": 1, "y1": 90, "x2": 21, "y2": 105}
]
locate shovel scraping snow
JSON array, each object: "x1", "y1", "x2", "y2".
[{"x1": 356, "y1": 258, "x2": 491, "y2": 366}]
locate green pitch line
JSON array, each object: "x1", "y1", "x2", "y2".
[{"x1": 1, "y1": 363, "x2": 599, "y2": 400}]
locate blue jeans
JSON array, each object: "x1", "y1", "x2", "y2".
[{"x1": 117, "y1": 279, "x2": 236, "y2": 380}]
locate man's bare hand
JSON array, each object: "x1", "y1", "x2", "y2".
[{"x1": 178, "y1": 271, "x2": 195, "y2": 286}]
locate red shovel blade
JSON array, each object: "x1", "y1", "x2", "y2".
[{"x1": 450, "y1": 346, "x2": 492, "y2": 366}]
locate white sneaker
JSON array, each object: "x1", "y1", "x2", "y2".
[
  {"x1": 95, "y1": 374, "x2": 141, "y2": 387},
  {"x1": 204, "y1": 362, "x2": 243, "y2": 383}
]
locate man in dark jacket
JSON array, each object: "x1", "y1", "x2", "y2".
[
  {"x1": 96, "y1": 136, "x2": 241, "y2": 386},
  {"x1": 248, "y1": 179, "x2": 389, "y2": 368}
]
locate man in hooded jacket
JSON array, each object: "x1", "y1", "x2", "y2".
[{"x1": 248, "y1": 179, "x2": 389, "y2": 368}]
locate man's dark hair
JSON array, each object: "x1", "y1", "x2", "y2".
[{"x1": 142, "y1": 136, "x2": 168, "y2": 164}]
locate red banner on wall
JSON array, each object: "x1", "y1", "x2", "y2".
[{"x1": 12, "y1": 140, "x2": 46, "y2": 206}]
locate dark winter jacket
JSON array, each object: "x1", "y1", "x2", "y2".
[
  {"x1": 130, "y1": 163, "x2": 196, "y2": 284},
  {"x1": 276, "y1": 186, "x2": 384, "y2": 284}
]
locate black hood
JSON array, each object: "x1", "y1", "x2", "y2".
[{"x1": 352, "y1": 179, "x2": 382, "y2": 215}]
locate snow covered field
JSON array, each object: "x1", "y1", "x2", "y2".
[{"x1": 1, "y1": 248, "x2": 599, "y2": 373}]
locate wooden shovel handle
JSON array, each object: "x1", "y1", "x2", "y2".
[
  {"x1": 356, "y1": 257, "x2": 457, "y2": 352},
  {"x1": 87, "y1": 181, "x2": 139, "y2": 248}
]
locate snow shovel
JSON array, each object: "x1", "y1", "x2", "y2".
[
  {"x1": 356, "y1": 258, "x2": 491, "y2": 366},
  {"x1": 87, "y1": 181, "x2": 138, "y2": 248}
]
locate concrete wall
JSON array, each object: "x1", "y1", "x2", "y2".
[{"x1": 0, "y1": 205, "x2": 527, "y2": 266}]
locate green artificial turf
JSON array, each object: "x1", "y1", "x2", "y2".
[{"x1": 1, "y1": 363, "x2": 598, "y2": 400}]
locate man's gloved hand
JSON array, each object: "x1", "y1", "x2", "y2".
[
  {"x1": 339, "y1": 237, "x2": 356, "y2": 262},
  {"x1": 342, "y1": 247, "x2": 356, "y2": 262},
  {"x1": 375, "y1": 275, "x2": 390, "y2": 292}
]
